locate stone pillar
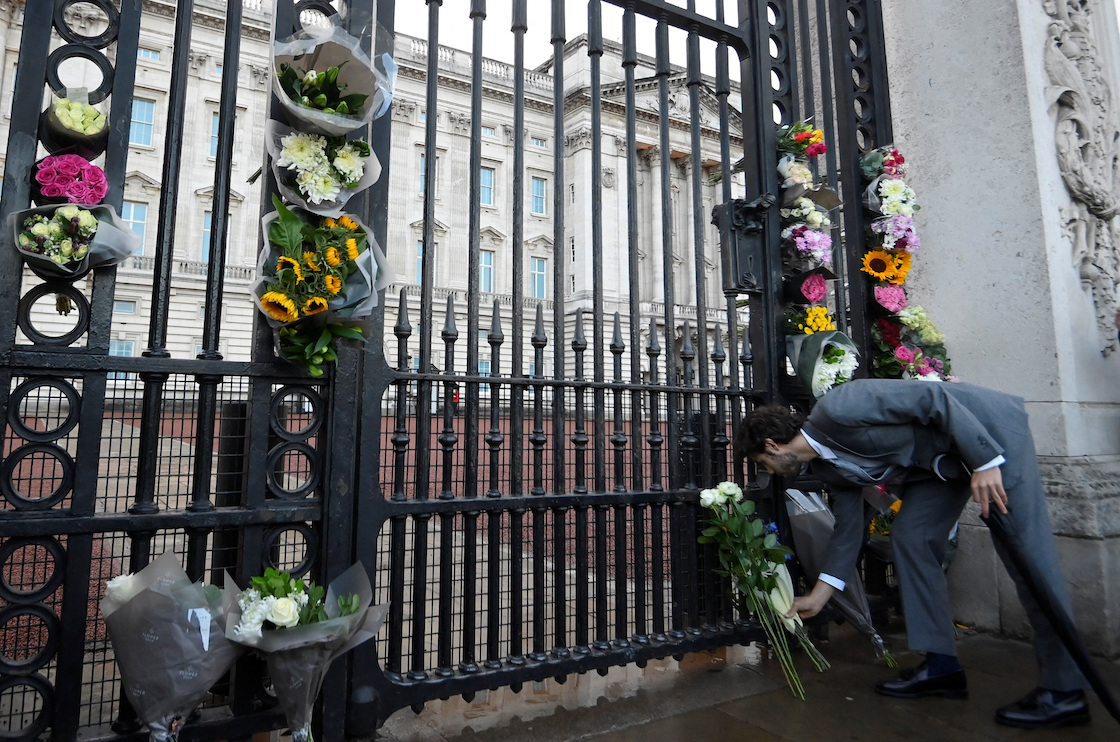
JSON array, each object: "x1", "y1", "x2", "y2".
[{"x1": 880, "y1": 0, "x2": 1120, "y2": 656}]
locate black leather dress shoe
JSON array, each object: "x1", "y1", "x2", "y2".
[
  {"x1": 874, "y1": 662, "x2": 968, "y2": 699},
  {"x1": 995, "y1": 687, "x2": 1090, "y2": 729}
]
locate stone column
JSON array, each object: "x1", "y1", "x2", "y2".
[{"x1": 880, "y1": 0, "x2": 1120, "y2": 656}]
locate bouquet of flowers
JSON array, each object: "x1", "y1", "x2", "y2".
[
  {"x1": 698, "y1": 481, "x2": 829, "y2": 699},
  {"x1": 273, "y1": 22, "x2": 397, "y2": 136},
  {"x1": 266, "y1": 121, "x2": 381, "y2": 217},
  {"x1": 226, "y1": 564, "x2": 389, "y2": 742},
  {"x1": 40, "y1": 93, "x2": 109, "y2": 157},
  {"x1": 100, "y1": 552, "x2": 243, "y2": 742},
  {"x1": 250, "y1": 195, "x2": 391, "y2": 375},
  {"x1": 776, "y1": 121, "x2": 827, "y2": 160},
  {"x1": 784, "y1": 305, "x2": 836, "y2": 335},
  {"x1": 11, "y1": 203, "x2": 141, "y2": 280},
  {"x1": 871, "y1": 312, "x2": 953, "y2": 381},
  {"x1": 787, "y1": 330, "x2": 860, "y2": 398},
  {"x1": 781, "y1": 223, "x2": 833, "y2": 275},
  {"x1": 785, "y1": 489, "x2": 898, "y2": 667},
  {"x1": 33, "y1": 154, "x2": 109, "y2": 206}
]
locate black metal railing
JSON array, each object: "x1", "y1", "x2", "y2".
[{"x1": 0, "y1": 0, "x2": 892, "y2": 740}]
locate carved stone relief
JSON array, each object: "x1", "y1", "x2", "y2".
[
  {"x1": 392, "y1": 99, "x2": 417, "y2": 122},
  {"x1": 564, "y1": 127, "x2": 593, "y2": 154},
  {"x1": 602, "y1": 167, "x2": 616, "y2": 189},
  {"x1": 449, "y1": 111, "x2": 470, "y2": 134},
  {"x1": 1044, "y1": 0, "x2": 1120, "y2": 354}
]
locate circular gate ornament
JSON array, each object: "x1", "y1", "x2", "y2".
[
  {"x1": 0, "y1": 537, "x2": 67, "y2": 603},
  {"x1": 7, "y1": 378, "x2": 80, "y2": 443},
  {"x1": 0, "y1": 444, "x2": 76, "y2": 510}
]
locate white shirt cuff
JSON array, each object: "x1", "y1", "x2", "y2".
[
  {"x1": 975, "y1": 455, "x2": 1005, "y2": 471},
  {"x1": 819, "y1": 572, "x2": 846, "y2": 592}
]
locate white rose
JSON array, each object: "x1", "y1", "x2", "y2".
[
  {"x1": 699, "y1": 488, "x2": 722, "y2": 508},
  {"x1": 716, "y1": 481, "x2": 743, "y2": 503},
  {"x1": 266, "y1": 596, "x2": 301, "y2": 628},
  {"x1": 106, "y1": 573, "x2": 141, "y2": 604},
  {"x1": 805, "y1": 210, "x2": 823, "y2": 228}
]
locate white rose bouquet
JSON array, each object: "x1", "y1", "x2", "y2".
[
  {"x1": 226, "y1": 564, "x2": 389, "y2": 742},
  {"x1": 99, "y1": 552, "x2": 243, "y2": 742},
  {"x1": 698, "y1": 482, "x2": 829, "y2": 699}
]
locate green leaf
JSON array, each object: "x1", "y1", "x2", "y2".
[
  {"x1": 268, "y1": 195, "x2": 306, "y2": 253},
  {"x1": 330, "y1": 324, "x2": 365, "y2": 341}
]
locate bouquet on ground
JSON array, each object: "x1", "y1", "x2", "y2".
[
  {"x1": 273, "y1": 22, "x2": 397, "y2": 136},
  {"x1": 266, "y1": 121, "x2": 381, "y2": 217},
  {"x1": 787, "y1": 330, "x2": 860, "y2": 398},
  {"x1": 251, "y1": 195, "x2": 391, "y2": 375},
  {"x1": 33, "y1": 153, "x2": 108, "y2": 206},
  {"x1": 698, "y1": 481, "x2": 829, "y2": 699},
  {"x1": 785, "y1": 489, "x2": 897, "y2": 667},
  {"x1": 226, "y1": 564, "x2": 389, "y2": 742},
  {"x1": 100, "y1": 552, "x2": 243, "y2": 742},
  {"x1": 41, "y1": 93, "x2": 109, "y2": 157},
  {"x1": 11, "y1": 203, "x2": 141, "y2": 280}
]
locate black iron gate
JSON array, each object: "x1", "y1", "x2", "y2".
[{"x1": 0, "y1": 1, "x2": 891, "y2": 740}]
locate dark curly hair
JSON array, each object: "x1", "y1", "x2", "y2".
[{"x1": 734, "y1": 404, "x2": 805, "y2": 460}]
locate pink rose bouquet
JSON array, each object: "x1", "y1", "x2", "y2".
[{"x1": 33, "y1": 154, "x2": 109, "y2": 206}]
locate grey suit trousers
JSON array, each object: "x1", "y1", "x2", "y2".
[{"x1": 889, "y1": 442, "x2": 1083, "y2": 691}]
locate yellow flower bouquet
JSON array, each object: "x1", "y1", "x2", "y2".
[{"x1": 251, "y1": 195, "x2": 391, "y2": 375}]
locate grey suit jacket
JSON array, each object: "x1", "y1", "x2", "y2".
[{"x1": 802, "y1": 378, "x2": 1031, "y2": 581}]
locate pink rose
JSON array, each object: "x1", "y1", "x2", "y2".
[
  {"x1": 893, "y1": 346, "x2": 915, "y2": 364},
  {"x1": 54, "y1": 158, "x2": 83, "y2": 177},
  {"x1": 66, "y1": 181, "x2": 92, "y2": 203},
  {"x1": 86, "y1": 182, "x2": 108, "y2": 203},
  {"x1": 40, "y1": 183, "x2": 67, "y2": 198},
  {"x1": 83, "y1": 165, "x2": 107, "y2": 186},
  {"x1": 800, "y1": 273, "x2": 828, "y2": 304},
  {"x1": 35, "y1": 165, "x2": 60, "y2": 186}
]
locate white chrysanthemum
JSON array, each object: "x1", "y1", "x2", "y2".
[
  {"x1": 332, "y1": 144, "x2": 365, "y2": 183},
  {"x1": 812, "y1": 364, "x2": 841, "y2": 397},
  {"x1": 235, "y1": 597, "x2": 270, "y2": 639},
  {"x1": 296, "y1": 169, "x2": 342, "y2": 204},
  {"x1": 878, "y1": 178, "x2": 907, "y2": 199},
  {"x1": 277, "y1": 132, "x2": 329, "y2": 173}
]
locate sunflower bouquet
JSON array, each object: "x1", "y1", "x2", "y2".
[{"x1": 253, "y1": 195, "x2": 383, "y2": 376}]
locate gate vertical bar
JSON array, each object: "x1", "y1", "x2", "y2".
[{"x1": 829, "y1": 0, "x2": 893, "y2": 357}]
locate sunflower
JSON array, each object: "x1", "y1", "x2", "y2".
[
  {"x1": 325, "y1": 247, "x2": 342, "y2": 266},
  {"x1": 323, "y1": 217, "x2": 338, "y2": 229},
  {"x1": 339, "y1": 215, "x2": 359, "y2": 231},
  {"x1": 324, "y1": 274, "x2": 342, "y2": 295},
  {"x1": 303, "y1": 296, "x2": 329, "y2": 316},
  {"x1": 345, "y1": 238, "x2": 359, "y2": 260},
  {"x1": 861, "y1": 249, "x2": 896, "y2": 281},
  {"x1": 304, "y1": 251, "x2": 322, "y2": 271},
  {"x1": 889, "y1": 251, "x2": 912, "y2": 285},
  {"x1": 277, "y1": 256, "x2": 304, "y2": 283},
  {"x1": 261, "y1": 291, "x2": 299, "y2": 323}
]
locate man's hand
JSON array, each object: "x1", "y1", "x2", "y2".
[
  {"x1": 786, "y1": 580, "x2": 836, "y2": 620},
  {"x1": 971, "y1": 466, "x2": 1008, "y2": 517}
]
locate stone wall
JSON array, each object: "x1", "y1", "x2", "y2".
[{"x1": 881, "y1": 0, "x2": 1120, "y2": 657}]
